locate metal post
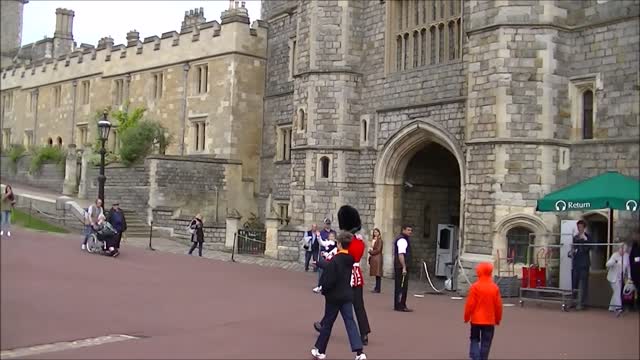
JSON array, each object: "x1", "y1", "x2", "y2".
[
  {"x1": 28, "y1": 200, "x2": 32, "y2": 226},
  {"x1": 231, "y1": 233, "x2": 236, "y2": 262},
  {"x1": 97, "y1": 138, "x2": 106, "y2": 204},
  {"x1": 148, "y1": 220, "x2": 155, "y2": 251}
]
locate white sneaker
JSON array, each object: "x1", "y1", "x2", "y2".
[
  {"x1": 311, "y1": 348, "x2": 326, "y2": 359},
  {"x1": 81, "y1": 244, "x2": 86, "y2": 250},
  {"x1": 313, "y1": 286, "x2": 322, "y2": 294},
  {"x1": 355, "y1": 353, "x2": 367, "y2": 360},
  {"x1": 0, "y1": 230, "x2": 3, "y2": 236},
  {"x1": 7, "y1": 231, "x2": 10, "y2": 237}
]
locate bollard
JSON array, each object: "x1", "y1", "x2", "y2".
[
  {"x1": 28, "y1": 200, "x2": 33, "y2": 227},
  {"x1": 231, "y1": 233, "x2": 236, "y2": 262},
  {"x1": 148, "y1": 220, "x2": 155, "y2": 251}
]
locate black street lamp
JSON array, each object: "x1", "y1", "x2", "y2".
[{"x1": 97, "y1": 110, "x2": 112, "y2": 204}]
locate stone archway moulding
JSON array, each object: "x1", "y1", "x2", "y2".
[
  {"x1": 373, "y1": 119, "x2": 466, "y2": 277},
  {"x1": 494, "y1": 213, "x2": 550, "y2": 236}
]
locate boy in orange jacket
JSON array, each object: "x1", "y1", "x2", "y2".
[{"x1": 464, "y1": 262, "x2": 503, "y2": 360}]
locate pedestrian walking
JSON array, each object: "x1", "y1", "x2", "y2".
[
  {"x1": 82, "y1": 199, "x2": 104, "y2": 250},
  {"x1": 311, "y1": 231, "x2": 367, "y2": 360},
  {"x1": 1, "y1": 185, "x2": 16, "y2": 237},
  {"x1": 393, "y1": 224, "x2": 413, "y2": 312},
  {"x1": 569, "y1": 220, "x2": 594, "y2": 310},
  {"x1": 368, "y1": 228, "x2": 383, "y2": 293},
  {"x1": 106, "y1": 202, "x2": 127, "y2": 251},
  {"x1": 629, "y1": 227, "x2": 640, "y2": 311},
  {"x1": 464, "y1": 262, "x2": 503, "y2": 360},
  {"x1": 187, "y1": 214, "x2": 204, "y2": 256},
  {"x1": 606, "y1": 243, "x2": 630, "y2": 314},
  {"x1": 304, "y1": 224, "x2": 321, "y2": 272}
]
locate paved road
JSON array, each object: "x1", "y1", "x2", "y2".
[{"x1": 2, "y1": 228, "x2": 639, "y2": 359}]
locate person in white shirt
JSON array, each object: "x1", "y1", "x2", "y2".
[
  {"x1": 606, "y1": 243, "x2": 630, "y2": 314},
  {"x1": 82, "y1": 198, "x2": 104, "y2": 251},
  {"x1": 393, "y1": 225, "x2": 413, "y2": 312}
]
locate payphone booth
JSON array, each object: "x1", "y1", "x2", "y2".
[{"x1": 436, "y1": 224, "x2": 459, "y2": 277}]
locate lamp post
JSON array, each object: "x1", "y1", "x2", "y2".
[{"x1": 97, "y1": 110, "x2": 112, "y2": 204}]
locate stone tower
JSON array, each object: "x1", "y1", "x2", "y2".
[
  {"x1": 0, "y1": 0, "x2": 28, "y2": 61},
  {"x1": 53, "y1": 8, "x2": 75, "y2": 58}
]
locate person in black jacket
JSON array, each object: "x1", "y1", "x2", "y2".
[
  {"x1": 106, "y1": 203, "x2": 127, "y2": 251},
  {"x1": 629, "y1": 227, "x2": 640, "y2": 311},
  {"x1": 311, "y1": 231, "x2": 367, "y2": 360},
  {"x1": 188, "y1": 214, "x2": 205, "y2": 257}
]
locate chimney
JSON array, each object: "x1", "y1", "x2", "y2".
[
  {"x1": 54, "y1": 8, "x2": 74, "y2": 40},
  {"x1": 97, "y1": 36, "x2": 114, "y2": 50},
  {"x1": 126, "y1": 30, "x2": 140, "y2": 46},
  {"x1": 181, "y1": 7, "x2": 206, "y2": 32},
  {"x1": 221, "y1": 0, "x2": 250, "y2": 25}
]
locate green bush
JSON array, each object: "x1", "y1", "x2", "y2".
[
  {"x1": 30, "y1": 146, "x2": 66, "y2": 173},
  {"x1": 118, "y1": 120, "x2": 171, "y2": 166},
  {"x1": 3, "y1": 144, "x2": 26, "y2": 173},
  {"x1": 88, "y1": 152, "x2": 120, "y2": 167}
]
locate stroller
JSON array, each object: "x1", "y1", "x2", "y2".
[{"x1": 86, "y1": 221, "x2": 119, "y2": 257}]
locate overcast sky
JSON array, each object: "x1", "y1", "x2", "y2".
[{"x1": 21, "y1": 0, "x2": 262, "y2": 47}]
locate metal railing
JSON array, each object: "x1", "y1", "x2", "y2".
[
  {"x1": 13, "y1": 199, "x2": 85, "y2": 229},
  {"x1": 234, "y1": 229, "x2": 266, "y2": 256}
]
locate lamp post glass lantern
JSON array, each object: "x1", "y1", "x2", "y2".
[{"x1": 97, "y1": 111, "x2": 112, "y2": 205}]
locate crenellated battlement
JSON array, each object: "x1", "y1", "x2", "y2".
[{"x1": 1, "y1": 5, "x2": 267, "y2": 91}]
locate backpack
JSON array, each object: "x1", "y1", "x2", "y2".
[{"x1": 187, "y1": 220, "x2": 196, "y2": 235}]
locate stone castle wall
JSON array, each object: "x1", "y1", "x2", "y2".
[
  {"x1": 0, "y1": 155, "x2": 65, "y2": 192},
  {"x1": 1, "y1": 10, "x2": 267, "y2": 183}
]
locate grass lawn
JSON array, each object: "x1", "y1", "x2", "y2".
[{"x1": 10, "y1": 209, "x2": 69, "y2": 234}]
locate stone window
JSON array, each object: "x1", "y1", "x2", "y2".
[
  {"x1": 386, "y1": 0, "x2": 462, "y2": 73},
  {"x1": 29, "y1": 91, "x2": 37, "y2": 113},
  {"x1": 76, "y1": 125, "x2": 89, "y2": 147},
  {"x1": 56, "y1": 136, "x2": 63, "y2": 148},
  {"x1": 569, "y1": 76, "x2": 598, "y2": 141},
  {"x1": 113, "y1": 79, "x2": 124, "y2": 105},
  {"x1": 2, "y1": 129, "x2": 11, "y2": 150},
  {"x1": 2, "y1": 91, "x2": 14, "y2": 112},
  {"x1": 277, "y1": 202, "x2": 290, "y2": 225},
  {"x1": 192, "y1": 120, "x2": 206, "y2": 152},
  {"x1": 81, "y1": 80, "x2": 90, "y2": 105},
  {"x1": 24, "y1": 130, "x2": 34, "y2": 149},
  {"x1": 194, "y1": 64, "x2": 208, "y2": 94},
  {"x1": 297, "y1": 109, "x2": 306, "y2": 132},
  {"x1": 582, "y1": 90, "x2": 594, "y2": 140},
  {"x1": 53, "y1": 85, "x2": 62, "y2": 108},
  {"x1": 47, "y1": 137, "x2": 53, "y2": 147},
  {"x1": 276, "y1": 125, "x2": 292, "y2": 162},
  {"x1": 506, "y1": 226, "x2": 533, "y2": 264},
  {"x1": 153, "y1": 72, "x2": 164, "y2": 99},
  {"x1": 317, "y1": 155, "x2": 331, "y2": 180},
  {"x1": 360, "y1": 115, "x2": 370, "y2": 146},
  {"x1": 289, "y1": 38, "x2": 297, "y2": 81}
]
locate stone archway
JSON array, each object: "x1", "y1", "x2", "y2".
[{"x1": 374, "y1": 120, "x2": 465, "y2": 277}]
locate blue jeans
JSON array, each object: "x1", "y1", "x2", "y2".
[
  {"x1": 1, "y1": 210, "x2": 10, "y2": 232},
  {"x1": 316, "y1": 257, "x2": 328, "y2": 286},
  {"x1": 314, "y1": 301, "x2": 363, "y2": 355},
  {"x1": 83, "y1": 225, "x2": 93, "y2": 245},
  {"x1": 469, "y1": 324, "x2": 495, "y2": 360}
]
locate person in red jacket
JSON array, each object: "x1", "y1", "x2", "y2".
[{"x1": 464, "y1": 262, "x2": 503, "y2": 360}]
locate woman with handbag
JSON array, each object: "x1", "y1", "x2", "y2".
[
  {"x1": 606, "y1": 243, "x2": 630, "y2": 314},
  {"x1": 188, "y1": 214, "x2": 205, "y2": 257},
  {"x1": 368, "y1": 228, "x2": 383, "y2": 293},
  {"x1": 1, "y1": 185, "x2": 16, "y2": 237}
]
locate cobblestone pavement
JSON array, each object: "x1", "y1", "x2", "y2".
[{"x1": 2, "y1": 227, "x2": 639, "y2": 359}]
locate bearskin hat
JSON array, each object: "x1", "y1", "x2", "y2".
[{"x1": 338, "y1": 205, "x2": 361, "y2": 233}]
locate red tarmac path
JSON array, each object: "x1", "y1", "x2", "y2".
[{"x1": 2, "y1": 227, "x2": 639, "y2": 359}]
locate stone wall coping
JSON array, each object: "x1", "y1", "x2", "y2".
[
  {"x1": 146, "y1": 155, "x2": 242, "y2": 165},
  {"x1": 466, "y1": 137, "x2": 639, "y2": 147},
  {"x1": 376, "y1": 96, "x2": 467, "y2": 113}
]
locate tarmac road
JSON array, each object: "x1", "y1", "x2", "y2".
[{"x1": 2, "y1": 228, "x2": 639, "y2": 359}]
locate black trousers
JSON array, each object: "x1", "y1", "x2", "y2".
[
  {"x1": 571, "y1": 267, "x2": 589, "y2": 307},
  {"x1": 394, "y1": 268, "x2": 409, "y2": 310},
  {"x1": 305, "y1": 250, "x2": 319, "y2": 271},
  {"x1": 469, "y1": 324, "x2": 495, "y2": 360},
  {"x1": 374, "y1": 276, "x2": 381, "y2": 291},
  {"x1": 114, "y1": 233, "x2": 123, "y2": 249},
  {"x1": 352, "y1": 286, "x2": 371, "y2": 337},
  {"x1": 189, "y1": 241, "x2": 203, "y2": 256}
]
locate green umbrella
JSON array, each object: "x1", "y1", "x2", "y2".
[{"x1": 536, "y1": 171, "x2": 640, "y2": 213}]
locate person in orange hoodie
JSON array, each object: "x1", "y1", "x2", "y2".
[{"x1": 463, "y1": 262, "x2": 503, "y2": 360}]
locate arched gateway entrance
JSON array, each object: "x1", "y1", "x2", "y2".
[{"x1": 374, "y1": 121, "x2": 465, "y2": 278}]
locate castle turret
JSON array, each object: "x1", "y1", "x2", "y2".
[
  {"x1": 96, "y1": 36, "x2": 114, "y2": 50},
  {"x1": 181, "y1": 7, "x2": 206, "y2": 32},
  {"x1": 0, "y1": 0, "x2": 28, "y2": 66},
  {"x1": 53, "y1": 8, "x2": 74, "y2": 58},
  {"x1": 221, "y1": 0, "x2": 250, "y2": 25},
  {"x1": 126, "y1": 30, "x2": 140, "y2": 47}
]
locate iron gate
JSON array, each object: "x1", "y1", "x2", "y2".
[{"x1": 236, "y1": 229, "x2": 266, "y2": 255}]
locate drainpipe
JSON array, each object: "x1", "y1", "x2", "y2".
[
  {"x1": 180, "y1": 63, "x2": 190, "y2": 155},
  {"x1": 32, "y1": 88, "x2": 40, "y2": 145},
  {"x1": 124, "y1": 73, "x2": 131, "y2": 112},
  {"x1": 70, "y1": 80, "x2": 78, "y2": 144}
]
